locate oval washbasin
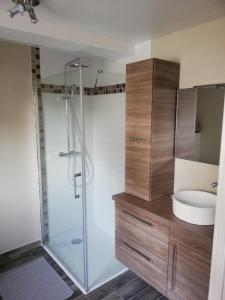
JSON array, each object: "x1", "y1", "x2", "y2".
[{"x1": 173, "y1": 190, "x2": 216, "y2": 225}]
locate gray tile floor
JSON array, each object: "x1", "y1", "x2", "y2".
[{"x1": 0, "y1": 246, "x2": 168, "y2": 300}]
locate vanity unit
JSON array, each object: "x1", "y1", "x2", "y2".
[
  {"x1": 113, "y1": 193, "x2": 213, "y2": 299},
  {"x1": 113, "y1": 59, "x2": 215, "y2": 299}
]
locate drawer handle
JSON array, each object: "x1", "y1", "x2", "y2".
[
  {"x1": 122, "y1": 241, "x2": 152, "y2": 263},
  {"x1": 122, "y1": 210, "x2": 153, "y2": 227},
  {"x1": 171, "y1": 244, "x2": 177, "y2": 291},
  {"x1": 127, "y1": 136, "x2": 147, "y2": 142}
]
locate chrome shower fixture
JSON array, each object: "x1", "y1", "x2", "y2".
[
  {"x1": 94, "y1": 69, "x2": 103, "y2": 88},
  {"x1": 8, "y1": 0, "x2": 40, "y2": 24},
  {"x1": 64, "y1": 58, "x2": 88, "y2": 69}
]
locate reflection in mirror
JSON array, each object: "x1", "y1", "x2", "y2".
[{"x1": 176, "y1": 86, "x2": 225, "y2": 165}]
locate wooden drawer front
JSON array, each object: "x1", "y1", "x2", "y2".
[
  {"x1": 125, "y1": 138, "x2": 151, "y2": 201},
  {"x1": 116, "y1": 203, "x2": 169, "y2": 261},
  {"x1": 116, "y1": 235, "x2": 168, "y2": 295}
]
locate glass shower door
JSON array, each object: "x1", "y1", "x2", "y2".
[{"x1": 40, "y1": 66, "x2": 87, "y2": 289}]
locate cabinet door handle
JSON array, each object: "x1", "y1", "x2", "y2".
[
  {"x1": 127, "y1": 136, "x2": 147, "y2": 142},
  {"x1": 122, "y1": 241, "x2": 152, "y2": 263},
  {"x1": 171, "y1": 244, "x2": 177, "y2": 291},
  {"x1": 122, "y1": 210, "x2": 153, "y2": 227}
]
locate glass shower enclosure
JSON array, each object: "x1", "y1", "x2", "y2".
[{"x1": 39, "y1": 58, "x2": 126, "y2": 293}]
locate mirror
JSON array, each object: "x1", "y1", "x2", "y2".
[{"x1": 175, "y1": 86, "x2": 225, "y2": 165}]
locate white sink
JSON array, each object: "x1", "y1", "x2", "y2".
[{"x1": 173, "y1": 190, "x2": 216, "y2": 225}]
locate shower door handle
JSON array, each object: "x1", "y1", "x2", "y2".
[{"x1": 74, "y1": 173, "x2": 81, "y2": 199}]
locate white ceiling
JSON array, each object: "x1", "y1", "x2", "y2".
[
  {"x1": 1, "y1": 0, "x2": 225, "y2": 42},
  {"x1": 0, "y1": 0, "x2": 225, "y2": 57}
]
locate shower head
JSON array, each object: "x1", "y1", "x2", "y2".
[
  {"x1": 65, "y1": 58, "x2": 88, "y2": 69},
  {"x1": 68, "y1": 62, "x2": 80, "y2": 68},
  {"x1": 94, "y1": 69, "x2": 103, "y2": 88},
  {"x1": 8, "y1": 0, "x2": 40, "y2": 23}
]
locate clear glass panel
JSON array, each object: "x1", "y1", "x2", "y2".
[
  {"x1": 82, "y1": 68, "x2": 126, "y2": 290},
  {"x1": 40, "y1": 63, "x2": 126, "y2": 292},
  {"x1": 41, "y1": 69, "x2": 86, "y2": 287}
]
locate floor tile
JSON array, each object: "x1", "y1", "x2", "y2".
[
  {"x1": 116, "y1": 277, "x2": 148, "y2": 299},
  {"x1": 0, "y1": 246, "x2": 165, "y2": 300}
]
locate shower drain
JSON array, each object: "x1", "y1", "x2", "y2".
[{"x1": 71, "y1": 238, "x2": 82, "y2": 245}]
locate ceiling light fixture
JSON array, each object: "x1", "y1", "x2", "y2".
[{"x1": 7, "y1": 0, "x2": 40, "y2": 24}]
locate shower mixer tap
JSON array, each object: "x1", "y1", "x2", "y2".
[{"x1": 59, "y1": 150, "x2": 81, "y2": 157}]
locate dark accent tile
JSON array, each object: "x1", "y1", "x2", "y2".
[
  {"x1": 116, "y1": 277, "x2": 148, "y2": 300},
  {"x1": 40, "y1": 83, "x2": 125, "y2": 96},
  {"x1": 130, "y1": 286, "x2": 162, "y2": 300},
  {"x1": 99, "y1": 271, "x2": 137, "y2": 296},
  {"x1": 103, "y1": 292, "x2": 123, "y2": 300}
]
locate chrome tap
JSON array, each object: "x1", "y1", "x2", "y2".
[{"x1": 211, "y1": 182, "x2": 218, "y2": 188}]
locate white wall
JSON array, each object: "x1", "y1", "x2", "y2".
[
  {"x1": 174, "y1": 159, "x2": 218, "y2": 193},
  {"x1": 152, "y1": 17, "x2": 225, "y2": 89},
  {"x1": 40, "y1": 47, "x2": 75, "y2": 80},
  {"x1": 0, "y1": 41, "x2": 40, "y2": 254},
  {"x1": 91, "y1": 94, "x2": 125, "y2": 237},
  {"x1": 152, "y1": 18, "x2": 225, "y2": 192},
  {"x1": 90, "y1": 40, "x2": 151, "y2": 75}
]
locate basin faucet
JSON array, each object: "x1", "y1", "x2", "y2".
[{"x1": 211, "y1": 182, "x2": 218, "y2": 188}]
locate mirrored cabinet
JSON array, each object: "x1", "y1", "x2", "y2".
[{"x1": 176, "y1": 86, "x2": 225, "y2": 165}]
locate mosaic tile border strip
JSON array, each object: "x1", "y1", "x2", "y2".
[
  {"x1": 41, "y1": 84, "x2": 66, "y2": 94},
  {"x1": 85, "y1": 83, "x2": 125, "y2": 95},
  {"x1": 31, "y1": 47, "x2": 41, "y2": 82},
  {"x1": 41, "y1": 83, "x2": 125, "y2": 95},
  {"x1": 31, "y1": 47, "x2": 49, "y2": 244}
]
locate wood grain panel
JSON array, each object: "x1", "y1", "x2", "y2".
[
  {"x1": 125, "y1": 138, "x2": 151, "y2": 200},
  {"x1": 126, "y1": 59, "x2": 153, "y2": 140},
  {"x1": 150, "y1": 159, "x2": 175, "y2": 201},
  {"x1": 175, "y1": 88, "x2": 198, "y2": 160},
  {"x1": 116, "y1": 236, "x2": 168, "y2": 296},
  {"x1": 116, "y1": 202, "x2": 169, "y2": 261},
  {"x1": 113, "y1": 193, "x2": 214, "y2": 239},
  {"x1": 125, "y1": 58, "x2": 180, "y2": 201},
  {"x1": 151, "y1": 60, "x2": 179, "y2": 201},
  {"x1": 167, "y1": 226, "x2": 213, "y2": 300},
  {"x1": 153, "y1": 59, "x2": 180, "y2": 89},
  {"x1": 113, "y1": 194, "x2": 213, "y2": 300}
]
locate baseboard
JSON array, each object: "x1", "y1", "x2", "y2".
[{"x1": 0, "y1": 240, "x2": 41, "y2": 262}]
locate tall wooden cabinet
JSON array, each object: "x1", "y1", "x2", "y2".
[{"x1": 125, "y1": 59, "x2": 180, "y2": 201}]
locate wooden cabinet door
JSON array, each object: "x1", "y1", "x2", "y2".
[
  {"x1": 168, "y1": 228, "x2": 212, "y2": 300},
  {"x1": 125, "y1": 138, "x2": 150, "y2": 200},
  {"x1": 126, "y1": 59, "x2": 153, "y2": 140},
  {"x1": 125, "y1": 59, "x2": 152, "y2": 200},
  {"x1": 125, "y1": 59, "x2": 179, "y2": 201}
]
